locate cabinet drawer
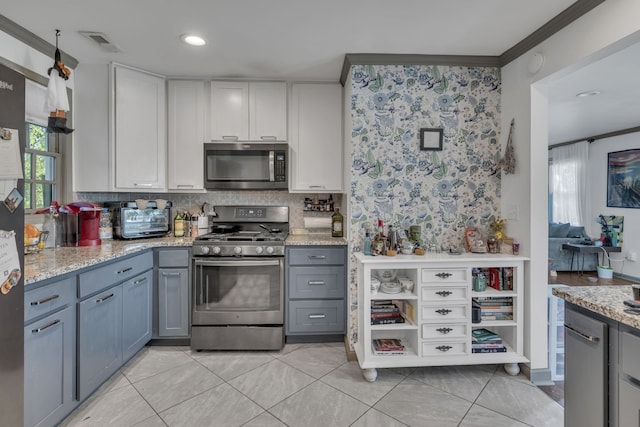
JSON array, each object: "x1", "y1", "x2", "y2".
[
  {"x1": 421, "y1": 286, "x2": 467, "y2": 302},
  {"x1": 24, "y1": 277, "x2": 75, "y2": 323},
  {"x1": 619, "y1": 377, "x2": 640, "y2": 426},
  {"x1": 157, "y1": 249, "x2": 190, "y2": 267},
  {"x1": 287, "y1": 300, "x2": 345, "y2": 333},
  {"x1": 422, "y1": 323, "x2": 468, "y2": 340},
  {"x1": 422, "y1": 340, "x2": 468, "y2": 357},
  {"x1": 79, "y1": 251, "x2": 153, "y2": 298},
  {"x1": 288, "y1": 266, "x2": 345, "y2": 299},
  {"x1": 421, "y1": 304, "x2": 468, "y2": 322},
  {"x1": 621, "y1": 331, "x2": 640, "y2": 380},
  {"x1": 421, "y1": 268, "x2": 467, "y2": 284},
  {"x1": 287, "y1": 247, "x2": 345, "y2": 266}
]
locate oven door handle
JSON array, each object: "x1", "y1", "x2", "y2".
[{"x1": 194, "y1": 259, "x2": 282, "y2": 268}]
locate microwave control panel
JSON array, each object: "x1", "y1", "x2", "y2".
[{"x1": 275, "y1": 152, "x2": 286, "y2": 182}]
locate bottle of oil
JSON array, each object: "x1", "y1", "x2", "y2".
[{"x1": 331, "y1": 208, "x2": 343, "y2": 237}]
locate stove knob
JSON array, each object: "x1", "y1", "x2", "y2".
[
  {"x1": 233, "y1": 246, "x2": 242, "y2": 255},
  {"x1": 255, "y1": 246, "x2": 264, "y2": 254},
  {"x1": 212, "y1": 246, "x2": 221, "y2": 255},
  {"x1": 200, "y1": 246, "x2": 210, "y2": 255},
  {"x1": 266, "y1": 246, "x2": 275, "y2": 254}
]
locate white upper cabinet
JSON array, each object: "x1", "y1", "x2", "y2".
[
  {"x1": 111, "y1": 64, "x2": 166, "y2": 191},
  {"x1": 289, "y1": 83, "x2": 343, "y2": 193},
  {"x1": 167, "y1": 80, "x2": 206, "y2": 191},
  {"x1": 210, "y1": 81, "x2": 287, "y2": 141}
]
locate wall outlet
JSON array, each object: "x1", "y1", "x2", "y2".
[{"x1": 626, "y1": 251, "x2": 637, "y2": 262}]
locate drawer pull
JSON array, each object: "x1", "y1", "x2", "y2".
[
  {"x1": 435, "y1": 290, "x2": 452, "y2": 297},
  {"x1": 96, "y1": 293, "x2": 115, "y2": 303},
  {"x1": 30, "y1": 294, "x2": 60, "y2": 306},
  {"x1": 436, "y1": 327, "x2": 453, "y2": 334},
  {"x1": 308, "y1": 280, "x2": 325, "y2": 285},
  {"x1": 162, "y1": 272, "x2": 181, "y2": 277},
  {"x1": 308, "y1": 314, "x2": 326, "y2": 319},
  {"x1": 117, "y1": 267, "x2": 133, "y2": 275},
  {"x1": 260, "y1": 136, "x2": 277, "y2": 140},
  {"x1": 222, "y1": 135, "x2": 239, "y2": 140},
  {"x1": 32, "y1": 319, "x2": 60, "y2": 334},
  {"x1": 435, "y1": 308, "x2": 452, "y2": 315},
  {"x1": 133, "y1": 277, "x2": 148, "y2": 285},
  {"x1": 436, "y1": 345, "x2": 453, "y2": 352},
  {"x1": 435, "y1": 272, "x2": 452, "y2": 279},
  {"x1": 308, "y1": 255, "x2": 326, "y2": 260}
]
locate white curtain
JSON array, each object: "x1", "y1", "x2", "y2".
[{"x1": 549, "y1": 141, "x2": 589, "y2": 225}]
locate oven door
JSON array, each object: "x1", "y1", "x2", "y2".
[{"x1": 192, "y1": 257, "x2": 284, "y2": 325}]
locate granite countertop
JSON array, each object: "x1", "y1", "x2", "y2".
[
  {"x1": 553, "y1": 286, "x2": 640, "y2": 330},
  {"x1": 24, "y1": 237, "x2": 194, "y2": 285},
  {"x1": 24, "y1": 233, "x2": 347, "y2": 285}
]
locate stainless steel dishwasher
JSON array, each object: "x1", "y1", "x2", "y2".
[{"x1": 564, "y1": 305, "x2": 608, "y2": 427}]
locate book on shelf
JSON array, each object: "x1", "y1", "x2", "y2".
[
  {"x1": 371, "y1": 316, "x2": 406, "y2": 325},
  {"x1": 472, "y1": 347, "x2": 507, "y2": 353},
  {"x1": 371, "y1": 311, "x2": 403, "y2": 319},
  {"x1": 371, "y1": 300, "x2": 394, "y2": 306},
  {"x1": 480, "y1": 314, "x2": 513, "y2": 321},
  {"x1": 480, "y1": 308, "x2": 514, "y2": 314},
  {"x1": 372, "y1": 338, "x2": 407, "y2": 355},
  {"x1": 472, "y1": 328, "x2": 500, "y2": 341},
  {"x1": 474, "y1": 297, "x2": 513, "y2": 304},
  {"x1": 472, "y1": 342, "x2": 504, "y2": 349}
]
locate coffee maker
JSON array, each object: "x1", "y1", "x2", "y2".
[{"x1": 59, "y1": 202, "x2": 102, "y2": 246}]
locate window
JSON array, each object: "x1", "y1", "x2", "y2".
[
  {"x1": 24, "y1": 122, "x2": 60, "y2": 211},
  {"x1": 549, "y1": 141, "x2": 589, "y2": 226}
]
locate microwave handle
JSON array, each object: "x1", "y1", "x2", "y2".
[{"x1": 269, "y1": 151, "x2": 275, "y2": 182}]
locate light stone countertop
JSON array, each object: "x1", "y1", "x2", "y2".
[
  {"x1": 553, "y1": 286, "x2": 640, "y2": 330},
  {"x1": 24, "y1": 234, "x2": 347, "y2": 286}
]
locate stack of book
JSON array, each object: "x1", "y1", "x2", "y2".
[
  {"x1": 371, "y1": 300, "x2": 405, "y2": 325},
  {"x1": 472, "y1": 328, "x2": 506, "y2": 353},
  {"x1": 473, "y1": 297, "x2": 513, "y2": 321},
  {"x1": 372, "y1": 338, "x2": 407, "y2": 355}
]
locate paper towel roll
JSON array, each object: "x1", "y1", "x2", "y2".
[{"x1": 304, "y1": 217, "x2": 332, "y2": 229}]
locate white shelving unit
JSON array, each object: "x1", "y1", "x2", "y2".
[{"x1": 355, "y1": 252, "x2": 529, "y2": 382}]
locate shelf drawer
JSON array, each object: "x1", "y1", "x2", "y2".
[
  {"x1": 287, "y1": 247, "x2": 345, "y2": 266},
  {"x1": 621, "y1": 331, "x2": 640, "y2": 380},
  {"x1": 421, "y1": 268, "x2": 467, "y2": 284},
  {"x1": 422, "y1": 323, "x2": 468, "y2": 340},
  {"x1": 422, "y1": 340, "x2": 468, "y2": 356},
  {"x1": 421, "y1": 304, "x2": 468, "y2": 322},
  {"x1": 79, "y1": 251, "x2": 153, "y2": 298},
  {"x1": 24, "y1": 277, "x2": 75, "y2": 323},
  {"x1": 287, "y1": 300, "x2": 345, "y2": 333},
  {"x1": 157, "y1": 248, "x2": 190, "y2": 267},
  {"x1": 422, "y1": 286, "x2": 467, "y2": 302},
  {"x1": 288, "y1": 266, "x2": 345, "y2": 299}
]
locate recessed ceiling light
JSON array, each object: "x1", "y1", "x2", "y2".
[
  {"x1": 576, "y1": 90, "x2": 600, "y2": 98},
  {"x1": 180, "y1": 34, "x2": 206, "y2": 46}
]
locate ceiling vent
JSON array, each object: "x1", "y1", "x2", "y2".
[{"x1": 79, "y1": 31, "x2": 121, "y2": 53}]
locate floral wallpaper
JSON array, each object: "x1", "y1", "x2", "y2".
[{"x1": 347, "y1": 64, "x2": 503, "y2": 347}]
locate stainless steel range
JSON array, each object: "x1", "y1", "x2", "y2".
[{"x1": 191, "y1": 206, "x2": 288, "y2": 351}]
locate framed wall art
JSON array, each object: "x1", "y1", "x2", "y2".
[
  {"x1": 419, "y1": 128, "x2": 443, "y2": 151},
  {"x1": 607, "y1": 149, "x2": 640, "y2": 208}
]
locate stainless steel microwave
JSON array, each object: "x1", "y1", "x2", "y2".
[{"x1": 204, "y1": 143, "x2": 288, "y2": 190}]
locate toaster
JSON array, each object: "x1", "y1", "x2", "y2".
[{"x1": 106, "y1": 201, "x2": 172, "y2": 239}]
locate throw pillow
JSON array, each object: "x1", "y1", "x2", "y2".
[
  {"x1": 567, "y1": 226, "x2": 586, "y2": 238},
  {"x1": 549, "y1": 222, "x2": 571, "y2": 238}
]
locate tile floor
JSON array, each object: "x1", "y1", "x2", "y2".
[{"x1": 60, "y1": 343, "x2": 563, "y2": 427}]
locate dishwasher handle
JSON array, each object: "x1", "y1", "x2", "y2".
[{"x1": 565, "y1": 323, "x2": 600, "y2": 343}]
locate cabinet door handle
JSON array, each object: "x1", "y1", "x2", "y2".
[
  {"x1": 162, "y1": 272, "x2": 181, "y2": 277},
  {"x1": 436, "y1": 327, "x2": 453, "y2": 334},
  {"x1": 565, "y1": 324, "x2": 600, "y2": 343},
  {"x1": 435, "y1": 290, "x2": 452, "y2": 297},
  {"x1": 435, "y1": 308, "x2": 452, "y2": 315},
  {"x1": 133, "y1": 183, "x2": 153, "y2": 187},
  {"x1": 176, "y1": 184, "x2": 194, "y2": 189},
  {"x1": 436, "y1": 345, "x2": 452, "y2": 352},
  {"x1": 133, "y1": 277, "x2": 148, "y2": 285},
  {"x1": 260, "y1": 136, "x2": 277, "y2": 140},
  {"x1": 222, "y1": 135, "x2": 239, "y2": 140},
  {"x1": 32, "y1": 319, "x2": 60, "y2": 334},
  {"x1": 308, "y1": 280, "x2": 325, "y2": 285},
  {"x1": 435, "y1": 272, "x2": 452, "y2": 279},
  {"x1": 96, "y1": 293, "x2": 115, "y2": 303},
  {"x1": 30, "y1": 294, "x2": 60, "y2": 306},
  {"x1": 308, "y1": 255, "x2": 326, "y2": 260},
  {"x1": 308, "y1": 314, "x2": 326, "y2": 319},
  {"x1": 117, "y1": 267, "x2": 133, "y2": 275},
  {"x1": 309, "y1": 185, "x2": 326, "y2": 189}
]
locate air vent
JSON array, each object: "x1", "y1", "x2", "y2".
[{"x1": 79, "y1": 31, "x2": 121, "y2": 53}]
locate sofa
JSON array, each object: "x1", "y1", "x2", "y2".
[{"x1": 548, "y1": 223, "x2": 598, "y2": 272}]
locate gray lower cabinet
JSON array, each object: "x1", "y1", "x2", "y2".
[
  {"x1": 24, "y1": 277, "x2": 76, "y2": 427},
  {"x1": 78, "y1": 285, "x2": 123, "y2": 401},
  {"x1": 619, "y1": 329, "x2": 640, "y2": 427},
  {"x1": 155, "y1": 248, "x2": 190, "y2": 338},
  {"x1": 286, "y1": 246, "x2": 346, "y2": 341},
  {"x1": 122, "y1": 270, "x2": 153, "y2": 360}
]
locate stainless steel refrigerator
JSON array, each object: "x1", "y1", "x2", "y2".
[{"x1": 0, "y1": 62, "x2": 25, "y2": 427}]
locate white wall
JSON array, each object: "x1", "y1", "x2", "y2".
[
  {"x1": 588, "y1": 133, "x2": 640, "y2": 279},
  {"x1": 501, "y1": 0, "x2": 640, "y2": 375}
]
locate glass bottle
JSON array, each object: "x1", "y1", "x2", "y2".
[
  {"x1": 331, "y1": 208, "x2": 344, "y2": 237},
  {"x1": 363, "y1": 231, "x2": 372, "y2": 256},
  {"x1": 174, "y1": 210, "x2": 185, "y2": 237},
  {"x1": 42, "y1": 201, "x2": 62, "y2": 248}
]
